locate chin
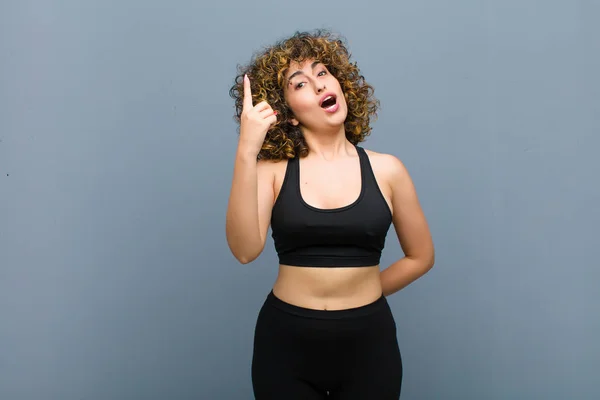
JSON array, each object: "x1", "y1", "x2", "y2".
[{"x1": 332, "y1": 107, "x2": 348, "y2": 125}]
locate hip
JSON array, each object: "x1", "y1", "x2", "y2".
[{"x1": 254, "y1": 289, "x2": 398, "y2": 345}]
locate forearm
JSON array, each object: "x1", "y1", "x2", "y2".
[
  {"x1": 380, "y1": 256, "x2": 435, "y2": 297},
  {"x1": 225, "y1": 150, "x2": 262, "y2": 263}
]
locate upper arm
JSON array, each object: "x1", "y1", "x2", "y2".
[
  {"x1": 256, "y1": 160, "x2": 276, "y2": 248},
  {"x1": 387, "y1": 155, "x2": 435, "y2": 266}
]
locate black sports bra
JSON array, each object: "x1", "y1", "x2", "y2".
[{"x1": 270, "y1": 146, "x2": 393, "y2": 267}]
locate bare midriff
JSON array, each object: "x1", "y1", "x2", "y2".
[{"x1": 272, "y1": 264, "x2": 383, "y2": 310}]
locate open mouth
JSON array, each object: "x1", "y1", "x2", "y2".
[{"x1": 320, "y1": 95, "x2": 337, "y2": 109}]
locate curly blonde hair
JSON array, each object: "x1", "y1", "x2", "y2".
[{"x1": 229, "y1": 29, "x2": 379, "y2": 161}]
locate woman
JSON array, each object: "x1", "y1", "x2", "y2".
[{"x1": 226, "y1": 30, "x2": 435, "y2": 400}]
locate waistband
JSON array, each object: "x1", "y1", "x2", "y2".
[{"x1": 265, "y1": 290, "x2": 387, "y2": 320}]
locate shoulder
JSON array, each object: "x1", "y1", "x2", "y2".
[
  {"x1": 362, "y1": 148, "x2": 421, "y2": 215},
  {"x1": 257, "y1": 158, "x2": 290, "y2": 192},
  {"x1": 362, "y1": 148, "x2": 410, "y2": 183},
  {"x1": 257, "y1": 158, "x2": 289, "y2": 174}
]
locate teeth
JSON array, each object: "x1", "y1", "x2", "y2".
[{"x1": 322, "y1": 96, "x2": 334, "y2": 105}]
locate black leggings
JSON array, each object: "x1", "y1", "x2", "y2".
[{"x1": 251, "y1": 291, "x2": 403, "y2": 399}]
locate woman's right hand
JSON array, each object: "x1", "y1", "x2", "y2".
[{"x1": 238, "y1": 74, "x2": 278, "y2": 158}]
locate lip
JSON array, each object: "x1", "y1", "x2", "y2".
[
  {"x1": 323, "y1": 103, "x2": 340, "y2": 113},
  {"x1": 319, "y1": 92, "x2": 337, "y2": 107}
]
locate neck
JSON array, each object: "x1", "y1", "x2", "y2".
[{"x1": 300, "y1": 125, "x2": 353, "y2": 160}]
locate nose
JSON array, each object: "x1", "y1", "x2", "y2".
[{"x1": 316, "y1": 83, "x2": 326, "y2": 93}]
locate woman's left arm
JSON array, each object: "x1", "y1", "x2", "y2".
[{"x1": 379, "y1": 155, "x2": 435, "y2": 297}]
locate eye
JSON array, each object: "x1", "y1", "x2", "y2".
[
  {"x1": 318, "y1": 70, "x2": 327, "y2": 77},
  {"x1": 295, "y1": 82, "x2": 306, "y2": 89}
]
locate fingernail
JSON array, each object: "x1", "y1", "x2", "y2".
[{"x1": 273, "y1": 111, "x2": 278, "y2": 115}]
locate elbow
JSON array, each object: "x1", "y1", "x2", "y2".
[
  {"x1": 235, "y1": 254, "x2": 258, "y2": 265},
  {"x1": 228, "y1": 244, "x2": 262, "y2": 265},
  {"x1": 425, "y1": 251, "x2": 435, "y2": 271},
  {"x1": 225, "y1": 227, "x2": 264, "y2": 265},
  {"x1": 414, "y1": 250, "x2": 435, "y2": 273}
]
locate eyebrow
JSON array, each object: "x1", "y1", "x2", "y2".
[{"x1": 287, "y1": 61, "x2": 321, "y2": 83}]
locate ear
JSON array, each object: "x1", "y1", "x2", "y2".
[{"x1": 289, "y1": 117, "x2": 300, "y2": 126}]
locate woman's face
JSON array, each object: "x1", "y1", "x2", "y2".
[{"x1": 283, "y1": 59, "x2": 348, "y2": 132}]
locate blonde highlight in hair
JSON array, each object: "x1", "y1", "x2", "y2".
[{"x1": 229, "y1": 29, "x2": 379, "y2": 161}]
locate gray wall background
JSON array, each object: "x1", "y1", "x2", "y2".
[{"x1": 1, "y1": 0, "x2": 598, "y2": 399}]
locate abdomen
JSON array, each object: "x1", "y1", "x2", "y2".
[{"x1": 272, "y1": 265, "x2": 383, "y2": 310}]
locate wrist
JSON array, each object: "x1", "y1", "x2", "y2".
[
  {"x1": 236, "y1": 138, "x2": 261, "y2": 159},
  {"x1": 235, "y1": 146, "x2": 259, "y2": 163}
]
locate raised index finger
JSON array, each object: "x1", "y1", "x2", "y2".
[{"x1": 243, "y1": 74, "x2": 253, "y2": 111}]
